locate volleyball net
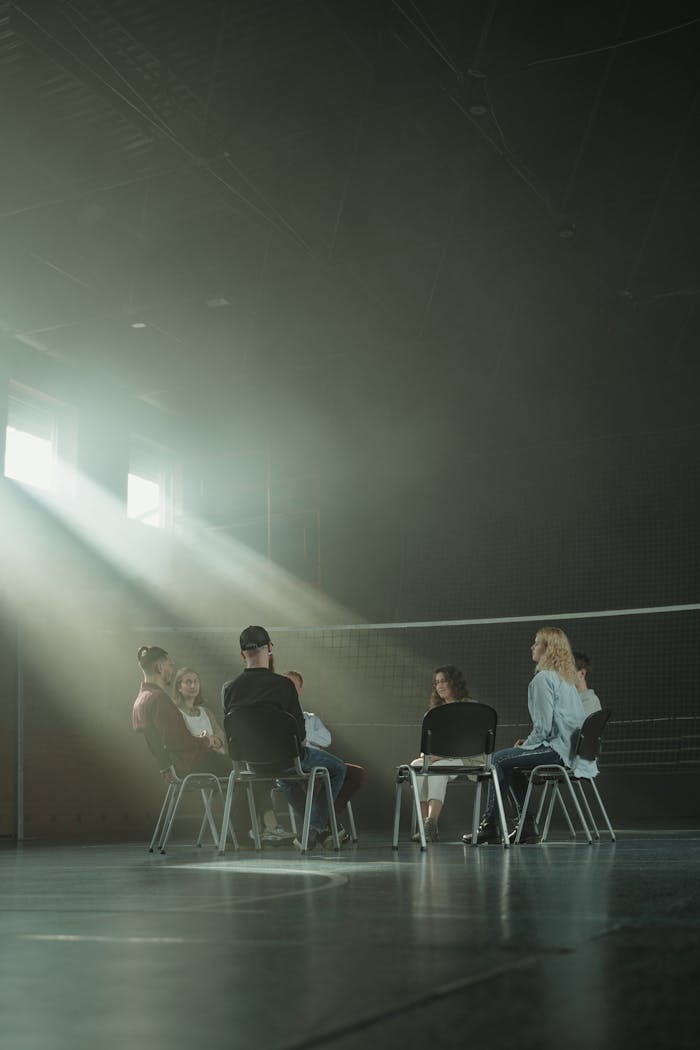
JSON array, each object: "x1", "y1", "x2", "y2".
[{"x1": 126, "y1": 602, "x2": 700, "y2": 772}]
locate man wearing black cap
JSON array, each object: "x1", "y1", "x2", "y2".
[{"x1": 222, "y1": 626, "x2": 346, "y2": 849}]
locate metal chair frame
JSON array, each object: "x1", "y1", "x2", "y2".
[
  {"x1": 514, "y1": 764, "x2": 593, "y2": 845},
  {"x1": 218, "y1": 705, "x2": 340, "y2": 854},
  {"x1": 392, "y1": 702, "x2": 510, "y2": 850},
  {"x1": 514, "y1": 709, "x2": 616, "y2": 844},
  {"x1": 153, "y1": 768, "x2": 237, "y2": 854},
  {"x1": 139, "y1": 728, "x2": 237, "y2": 854}
]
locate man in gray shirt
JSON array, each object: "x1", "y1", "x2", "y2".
[{"x1": 573, "y1": 651, "x2": 603, "y2": 718}]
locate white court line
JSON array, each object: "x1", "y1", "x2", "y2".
[
  {"x1": 21, "y1": 935, "x2": 203, "y2": 944},
  {"x1": 167, "y1": 862, "x2": 349, "y2": 903}
]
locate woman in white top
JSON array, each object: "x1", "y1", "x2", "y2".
[
  {"x1": 173, "y1": 667, "x2": 227, "y2": 754},
  {"x1": 411, "y1": 665, "x2": 483, "y2": 843}
]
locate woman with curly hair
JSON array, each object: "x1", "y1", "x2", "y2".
[
  {"x1": 465, "y1": 626, "x2": 585, "y2": 846},
  {"x1": 410, "y1": 665, "x2": 484, "y2": 844}
]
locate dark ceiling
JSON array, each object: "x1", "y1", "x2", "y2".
[{"x1": 2, "y1": 0, "x2": 700, "y2": 468}]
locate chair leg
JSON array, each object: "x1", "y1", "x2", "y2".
[
  {"x1": 392, "y1": 773, "x2": 404, "y2": 850},
  {"x1": 407, "y1": 768, "x2": 427, "y2": 850},
  {"x1": 245, "y1": 782, "x2": 262, "y2": 850},
  {"x1": 536, "y1": 781, "x2": 551, "y2": 826},
  {"x1": 470, "y1": 779, "x2": 483, "y2": 847},
  {"x1": 490, "y1": 771, "x2": 510, "y2": 849},
  {"x1": 345, "y1": 801, "x2": 358, "y2": 842},
  {"x1": 195, "y1": 794, "x2": 210, "y2": 847},
  {"x1": 200, "y1": 786, "x2": 220, "y2": 846},
  {"x1": 149, "y1": 784, "x2": 174, "y2": 852},
  {"x1": 223, "y1": 786, "x2": 238, "y2": 850},
  {"x1": 574, "y1": 781, "x2": 600, "y2": 839},
  {"x1": 321, "y1": 769, "x2": 340, "y2": 850},
  {"x1": 514, "y1": 777, "x2": 536, "y2": 844},
  {"x1": 540, "y1": 784, "x2": 557, "y2": 843},
  {"x1": 588, "y1": 780, "x2": 616, "y2": 841},
  {"x1": 287, "y1": 802, "x2": 298, "y2": 836},
  {"x1": 299, "y1": 771, "x2": 316, "y2": 852},
  {"x1": 159, "y1": 781, "x2": 187, "y2": 853},
  {"x1": 218, "y1": 772, "x2": 237, "y2": 854},
  {"x1": 556, "y1": 784, "x2": 577, "y2": 839},
  {"x1": 538, "y1": 781, "x2": 575, "y2": 842},
  {"x1": 561, "y1": 772, "x2": 593, "y2": 844},
  {"x1": 157, "y1": 782, "x2": 180, "y2": 851}
]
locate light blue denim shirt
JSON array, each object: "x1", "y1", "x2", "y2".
[{"x1": 521, "y1": 669, "x2": 585, "y2": 766}]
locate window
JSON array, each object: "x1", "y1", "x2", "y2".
[
  {"x1": 4, "y1": 387, "x2": 75, "y2": 493},
  {"x1": 127, "y1": 439, "x2": 174, "y2": 529}
]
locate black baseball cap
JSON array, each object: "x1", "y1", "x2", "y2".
[{"x1": 239, "y1": 625, "x2": 272, "y2": 651}]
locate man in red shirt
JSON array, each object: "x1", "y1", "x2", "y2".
[{"x1": 132, "y1": 645, "x2": 231, "y2": 776}]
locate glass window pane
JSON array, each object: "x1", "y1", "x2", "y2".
[
  {"x1": 4, "y1": 426, "x2": 56, "y2": 491},
  {"x1": 127, "y1": 472, "x2": 162, "y2": 527}
]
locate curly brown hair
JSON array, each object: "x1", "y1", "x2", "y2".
[{"x1": 428, "y1": 664, "x2": 470, "y2": 708}]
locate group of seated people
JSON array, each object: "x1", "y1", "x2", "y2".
[
  {"x1": 132, "y1": 621, "x2": 601, "y2": 850},
  {"x1": 413, "y1": 626, "x2": 602, "y2": 845},
  {"x1": 132, "y1": 626, "x2": 366, "y2": 850}
]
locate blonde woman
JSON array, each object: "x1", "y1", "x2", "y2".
[{"x1": 467, "y1": 626, "x2": 585, "y2": 846}]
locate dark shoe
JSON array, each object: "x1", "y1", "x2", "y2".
[
  {"x1": 321, "y1": 824, "x2": 350, "y2": 849},
  {"x1": 423, "y1": 818, "x2": 439, "y2": 843},
  {"x1": 293, "y1": 827, "x2": 320, "y2": 852},
  {"x1": 412, "y1": 818, "x2": 439, "y2": 843},
  {"x1": 509, "y1": 816, "x2": 540, "y2": 844},
  {"x1": 463, "y1": 818, "x2": 501, "y2": 845}
]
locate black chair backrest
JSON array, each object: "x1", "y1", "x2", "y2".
[
  {"x1": 420, "y1": 701, "x2": 497, "y2": 759},
  {"x1": 575, "y1": 708, "x2": 612, "y2": 761},
  {"x1": 224, "y1": 704, "x2": 302, "y2": 772},
  {"x1": 138, "y1": 726, "x2": 173, "y2": 771}
]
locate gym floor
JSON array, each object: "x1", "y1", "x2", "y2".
[{"x1": 1, "y1": 828, "x2": 697, "y2": 1050}]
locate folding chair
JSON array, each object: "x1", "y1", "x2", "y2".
[
  {"x1": 217, "y1": 705, "x2": 341, "y2": 854},
  {"x1": 392, "y1": 702, "x2": 510, "y2": 850},
  {"x1": 514, "y1": 708, "x2": 615, "y2": 844},
  {"x1": 138, "y1": 728, "x2": 237, "y2": 854}
]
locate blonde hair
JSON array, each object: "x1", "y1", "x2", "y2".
[{"x1": 534, "y1": 627, "x2": 577, "y2": 684}]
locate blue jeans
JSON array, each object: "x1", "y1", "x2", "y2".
[
  {"x1": 485, "y1": 745, "x2": 563, "y2": 821},
  {"x1": 278, "y1": 746, "x2": 347, "y2": 831}
]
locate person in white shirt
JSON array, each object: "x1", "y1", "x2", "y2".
[
  {"x1": 285, "y1": 671, "x2": 366, "y2": 845},
  {"x1": 410, "y1": 665, "x2": 485, "y2": 844}
]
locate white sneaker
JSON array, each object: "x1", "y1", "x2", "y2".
[{"x1": 262, "y1": 826, "x2": 295, "y2": 844}]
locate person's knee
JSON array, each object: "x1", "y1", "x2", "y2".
[{"x1": 346, "y1": 764, "x2": 367, "y2": 789}]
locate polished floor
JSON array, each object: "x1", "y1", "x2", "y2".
[{"x1": 1, "y1": 828, "x2": 698, "y2": 1050}]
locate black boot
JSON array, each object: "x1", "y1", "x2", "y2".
[
  {"x1": 509, "y1": 815, "x2": 540, "y2": 844},
  {"x1": 462, "y1": 817, "x2": 501, "y2": 845}
]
